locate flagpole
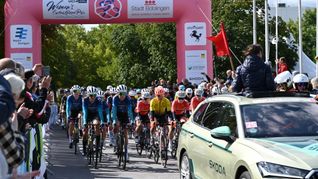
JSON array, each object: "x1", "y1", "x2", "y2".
[
  {"x1": 265, "y1": 0, "x2": 269, "y2": 63},
  {"x1": 275, "y1": 0, "x2": 279, "y2": 75},
  {"x1": 298, "y1": 0, "x2": 303, "y2": 74},
  {"x1": 253, "y1": 0, "x2": 257, "y2": 44},
  {"x1": 316, "y1": 0, "x2": 318, "y2": 77}
]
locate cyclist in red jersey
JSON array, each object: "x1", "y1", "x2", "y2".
[
  {"x1": 135, "y1": 91, "x2": 151, "y2": 142},
  {"x1": 190, "y1": 88, "x2": 206, "y2": 113},
  {"x1": 169, "y1": 91, "x2": 189, "y2": 151}
]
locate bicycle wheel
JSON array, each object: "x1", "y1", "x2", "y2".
[
  {"x1": 160, "y1": 129, "x2": 168, "y2": 168},
  {"x1": 95, "y1": 139, "x2": 98, "y2": 169},
  {"x1": 117, "y1": 134, "x2": 123, "y2": 167},
  {"x1": 123, "y1": 144, "x2": 127, "y2": 170},
  {"x1": 136, "y1": 143, "x2": 143, "y2": 156},
  {"x1": 154, "y1": 148, "x2": 159, "y2": 164},
  {"x1": 74, "y1": 141, "x2": 78, "y2": 155}
]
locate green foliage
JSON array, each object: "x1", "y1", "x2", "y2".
[
  {"x1": 288, "y1": 9, "x2": 316, "y2": 60},
  {"x1": 213, "y1": 0, "x2": 297, "y2": 78}
]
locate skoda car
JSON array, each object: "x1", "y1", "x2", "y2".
[{"x1": 177, "y1": 93, "x2": 318, "y2": 179}]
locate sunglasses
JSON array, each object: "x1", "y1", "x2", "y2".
[
  {"x1": 73, "y1": 90, "x2": 80, "y2": 94},
  {"x1": 178, "y1": 98, "x2": 185, "y2": 100},
  {"x1": 119, "y1": 92, "x2": 127, "y2": 96},
  {"x1": 89, "y1": 94, "x2": 96, "y2": 97}
]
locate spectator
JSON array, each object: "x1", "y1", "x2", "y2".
[
  {"x1": 310, "y1": 77, "x2": 318, "y2": 94},
  {"x1": 225, "y1": 70, "x2": 233, "y2": 86},
  {"x1": 232, "y1": 44, "x2": 275, "y2": 93},
  {"x1": 275, "y1": 57, "x2": 288, "y2": 74}
]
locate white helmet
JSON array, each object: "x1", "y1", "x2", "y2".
[
  {"x1": 142, "y1": 92, "x2": 151, "y2": 99},
  {"x1": 164, "y1": 88, "x2": 169, "y2": 93},
  {"x1": 186, "y1": 88, "x2": 193, "y2": 95},
  {"x1": 87, "y1": 86, "x2": 97, "y2": 95},
  {"x1": 141, "y1": 88, "x2": 149, "y2": 94},
  {"x1": 293, "y1": 74, "x2": 309, "y2": 83},
  {"x1": 175, "y1": 91, "x2": 186, "y2": 98},
  {"x1": 71, "y1": 85, "x2": 81, "y2": 93},
  {"x1": 194, "y1": 88, "x2": 204, "y2": 96},
  {"x1": 128, "y1": 90, "x2": 137, "y2": 97},
  {"x1": 221, "y1": 86, "x2": 228, "y2": 94},
  {"x1": 109, "y1": 87, "x2": 117, "y2": 94},
  {"x1": 117, "y1": 84, "x2": 128, "y2": 93},
  {"x1": 275, "y1": 71, "x2": 292, "y2": 84},
  {"x1": 106, "y1": 85, "x2": 113, "y2": 91},
  {"x1": 96, "y1": 90, "x2": 104, "y2": 97}
]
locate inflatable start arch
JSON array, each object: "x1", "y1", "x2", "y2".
[{"x1": 5, "y1": 0, "x2": 212, "y2": 84}]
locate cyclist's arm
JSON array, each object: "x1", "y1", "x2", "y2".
[
  {"x1": 171, "y1": 100, "x2": 177, "y2": 120},
  {"x1": 185, "y1": 101, "x2": 190, "y2": 117},
  {"x1": 112, "y1": 98, "x2": 118, "y2": 123},
  {"x1": 98, "y1": 102, "x2": 104, "y2": 124},
  {"x1": 66, "y1": 96, "x2": 71, "y2": 120},
  {"x1": 127, "y1": 101, "x2": 134, "y2": 123},
  {"x1": 150, "y1": 99, "x2": 155, "y2": 120},
  {"x1": 166, "y1": 99, "x2": 172, "y2": 119},
  {"x1": 82, "y1": 99, "x2": 88, "y2": 125}
]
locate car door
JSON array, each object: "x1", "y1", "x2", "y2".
[
  {"x1": 200, "y1": 101, "x2": 238, "y2": 179},
  {"x1": 185, "y1": 102, "x2": 209, "y2": 179}
]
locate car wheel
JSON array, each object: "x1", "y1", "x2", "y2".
[
  {"x1": 180, "y1": 152, "x2": 192, "y2": 179},
  {"x1": 239, "y1": 171, "x2": 251, "y2": 179}
]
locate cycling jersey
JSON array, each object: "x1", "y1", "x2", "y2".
[
  {"x1": 112, "y1": 95, "x2": 134, "y2": 124},
  {"x1": 82, "y1": 97, "x2": 104, "y2": 125},
  {"x1": 190, "y1": 96, "x2": 206, "y2": 112},
  {"x1": 172, "y1": 99, "x2": 189, "y2": 116},
  {"x1": 100, "y1": 98, "x2": 110, "y2": 123},
  {"x1": 66, "y1": 95, "x2": 82, "y2": 119},
  {"x1": 136, "y1": 100, "x2": 150, "y2": 116},
  {"x1": 150, "y1": 97, "x2": 171, "y2": 115}
]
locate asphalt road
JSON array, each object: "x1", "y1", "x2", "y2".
[{"x1": 45, "y1": 125, "x2": 179, "y2": 179}]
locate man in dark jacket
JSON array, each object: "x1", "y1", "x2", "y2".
[{"x1": 232, "y1": 44, "x2": 275, "y2": 92}]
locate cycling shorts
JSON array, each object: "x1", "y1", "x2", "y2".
[
  {"x1": 117, "y1": 112, "x2": 129, "y2": 124},
  {"x1": 139, "y1": 114, "x2": 150, "y2": 124},
  {"x1": 154, "y1": 114, "x2": 168, "y2": 126}
]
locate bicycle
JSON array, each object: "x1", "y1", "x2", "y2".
[
  {"x1": 72, "y1": 120, "x2": 80, "y2": 155},
  {"x1": 86, "y1": 122, "x2": 100, "y2": 169},
  {"x1": 157, "y1": 122, "x2": 169, "y2": 168},
  {"x1": 135, "y1": 123, "x2": 151, "y2": 156},
  {"x1": 116, "y1": 123, "x2": 127, "y2": 170},
  {"x1": 170, "y1": 118, "x2": 187, "y2": 158}
]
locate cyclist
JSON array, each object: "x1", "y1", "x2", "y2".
[
  {"x1": 135, "y1": 91, "x2": 151, "y2": 143},
  {"x1": 60, "y1": 89, "x2": 70, "y2": 128},
  {"x1": 107, "y1": 87, "x2": 116, "y2": 146},
  {"x1": 66, "y1": 85, "x2": 83, "y2": 148},
  {"x1": 82, "y1": 86, "x2": 104, "y2": 156},
  {"x1": 169, "y1": 91, "x2": 190, "y2": 151},
  {"x1": 136, "y1": 89, "x2": 142, "y2": 99},
  {"x1": 112, "y1": 85, "x2": 134, "y2": 159},
  {"x1": 164, "y1": 88, "x2": 173, "y2": 101},
  {"x1": 98, "y1": 90, "x2": 110, "y2": 148},
  {"x1": 149, "y1": 86, "x2": 172, "y2": 138},
  {"x1": 190, "y1": 88, "x2": 206, "y2": 113},
  {"x1": 178, "y1": 84, "x2": 186, "y2": 91},
  {"x1": 185, "y1": 88, "x2": 193, "y2": 102}
]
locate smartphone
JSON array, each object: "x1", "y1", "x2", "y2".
[{"x1": 42, "y1": 66, "x2": 50, "y2": 76}]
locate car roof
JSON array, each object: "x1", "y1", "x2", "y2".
[{"x1": 204, "y1": 93, "x2": 316, "y2": 105}]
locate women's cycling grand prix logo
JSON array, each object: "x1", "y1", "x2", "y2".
[{"x1": 95, "y1": 0, "x2": 122, "y2": 20}]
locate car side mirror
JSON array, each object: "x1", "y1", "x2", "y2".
[{"x1": 210, "y1": 126, "x2": 235, "y2": 143}]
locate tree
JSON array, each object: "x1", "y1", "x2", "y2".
[
  {"x1": 288, "y1": 9, "x2": 316, "y2": 61},
  {"x1": 212, "y1": 0, "x2": 297, "y2": 78}
]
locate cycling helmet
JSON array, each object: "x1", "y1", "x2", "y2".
[
  {"x1": 142, "y1": 92, "x2": 151, "y2": 99},
  {"x1": 87, "y1": 86, "x2": 97, "y2": 95},
  {"x1": 164, "y1": 88, "x2": 169, "y2": 93},
  {"x1": 117, "y1": 84, "x2": 128, "y2": 93},
  {"x1": 186, "y1": 88, "x2": 193, "y2": 95},
  {"x1": 221, "y1": 86, "x2": 228, "y2": 94},
  {"x1": 109, "y1": 87, "x2": 117, "y2": 95},
  {"x1": 194, "y1": 88, "x2": 204, "y2": 96},
  {"x1": 178, "y1": 85, "x2": 186, "y2": 91},
  {"x1": 96, "y1": 90, "x2": 104, "y2": 97},
  {"x1": 155, "y1": 86, "x2": 165, "y2": 96},
  {"x1": 128, "y1": 90, "x2": 137, "y2": 97},
  {"x1": 141, "y1": 88, "x2": 149, "y2": 94},
  {"x1": 106, "y1": 85, "x2": 113, "y2": 91},
  {"x1": 293, "y1": 74, "x2": 309, "y2": 83},
  {"x1": 65, "y1": 88, "x2": 70, "y2": 93},
  {"x1": 136, "y1": 89, "x2": 141, "y2": 94},
  {"x1": 175, "y1": 91, "x2": 186, "y2": 99},
  {"x1": 274, "y1": 71, "x2": 292, "y2": 84},
  {"x1": 71, "y1": 85, "x2": 81, "y2": 93}
]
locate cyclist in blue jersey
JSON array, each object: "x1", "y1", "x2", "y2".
[
  {"x1": 112, "y1": 85, "x2": 134, "y2": 159},
  {"x1": 82, "y1": 86, "x2": 104, "y2": 156},
  {"x1": 107, "y1": 87, "x2": 117, "y2": 146},
  {"x1": 66, "y1": 85, "x2": 83, "y2": 148},
  {"x1": 98, "y1": 90, "x2": 110, "y2": 148}
]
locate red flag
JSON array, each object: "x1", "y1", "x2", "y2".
[{"x1": 207, "y1": 22, "x2": 231, "y2": 57}]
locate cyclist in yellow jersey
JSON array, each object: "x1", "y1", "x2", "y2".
[{"x1": 150, "y1": 86, "x2": 172, "y2": 135}]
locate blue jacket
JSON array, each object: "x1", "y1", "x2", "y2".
[
  {"x1": 0, "y1": 74, "x2": 15, "y2": 125},
  {"x1": 233, "y1": 55, "x2": 275, "y2": 92}
]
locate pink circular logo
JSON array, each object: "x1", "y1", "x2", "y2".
[{"x1": 95, "y1": 0, "x2": 122, "y2": 20}]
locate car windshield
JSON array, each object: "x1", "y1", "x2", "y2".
[{"x1": 241, "y1": 102, "x2": 318, "y2": 138}]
